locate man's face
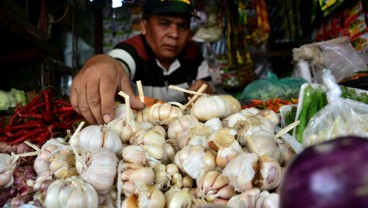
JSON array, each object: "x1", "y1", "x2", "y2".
[{"x1": 141, "y1": 14, "x2": 192, "y2": 63}]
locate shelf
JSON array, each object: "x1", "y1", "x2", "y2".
[{"x1": 0, "y1": 0, "x2": 59, "y2": 61}]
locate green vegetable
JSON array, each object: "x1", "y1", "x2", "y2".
[
  {"x1": 296, "y1": 84, "x2": 314, "y2": 143},
  {"x1": 0, "y1": 88, "x2": 26, "y2": 111},
  {"x1": 10, "y1": 88, "x2": 26, "y2": 106},
  {"x1": 0, "y1": 90, "x2": 10, "y2": 111}
]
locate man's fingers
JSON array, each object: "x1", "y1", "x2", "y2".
[
  {"x1": 100, "y1": 75, "x2": 118, "y2": 124},
  {"x1": 86, "y1": 78, "x2": 104, "y2": 124},
  {"x1": 119, "y1": 75, "x2": 146, "y2": 110}
]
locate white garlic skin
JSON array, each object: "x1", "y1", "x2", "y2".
[
  {"x1": 196, "y1": 170, "x2": 236, "y2": 203},
  {"x1": 0, "y1": 153, "x2": 14, "y2": 188},
  {"x1": 167, "y1": 114, "x2": 199, "y2": 140},
  {"x1": 174, "y1": 145, "x2": 216, "y2": 179},
  {"x1": 78, "y1": 125, "x2": 123, "y2": 154},
  {"x1": 78, "y1": 148, "x2": 118, "y2": 194},
  {"x1": 191, "y1": 95, "x2": 231, "y2": 122},
  {"x1": 165, "y1": 188, "x2": 192, "y2": 208},
  {"x1": 222, "y1": 152, "x2": 258, "y2": 192},
  {"x1": 149, "y1": 103, "x2": 184, "y2": 125},
  {"x1": 45, "y1": 176, "x2": 98, "y2": 208}
]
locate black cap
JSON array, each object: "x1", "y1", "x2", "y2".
[{"x1": 143, "y1": 0, "x2": 199, "y2": 19}]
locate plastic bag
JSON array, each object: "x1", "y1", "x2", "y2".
[
  {"x1": 303, "y1": 69, "x2": 368, "y2": 146},
  {"x1": 238, "y1": 72, "x2": 307, "y2": 101},
  {"x1": 292, "y1": 37, "x2": 368, "y2": 83}
]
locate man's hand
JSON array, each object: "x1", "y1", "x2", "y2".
[{"x1": 70, "y1": 54, "x2": 145, "y2": 124}]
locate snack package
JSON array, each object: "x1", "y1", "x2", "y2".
[{"x1": 303, "y1": 69, "x2": 368, "y2": 146}]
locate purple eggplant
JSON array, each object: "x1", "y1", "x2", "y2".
[{"x1": 280, "y1": 135, "x2": 368, "y2": 208}]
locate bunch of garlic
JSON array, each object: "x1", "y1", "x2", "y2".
[
  {"x1": 176, "y1": 123, "x2": 213, "y2": 149},
  {"x1": 227, "y1": 188, "x2": 280, "y2": 208},
  {"x1": 121, "y1": 182, "x2": 165, "y2": 208},
  {"x1": 167, "y1": 115, "x2": 199, "y2": 140},
  {"x1": 149, "y1": 103, "x2": 184, "y2": 125},
  {"x1": 129, "y1": 126, "x2": 166, "y2": 165},
  {"x1": 33, "y1": 138, "x2": 69, "y2": 175},
  {"x1": 108, "y1": 118, "x2": 143, "y2": 143},
  {"x1": 76, "y1": 148, "x2": 118, "y2": 194},
  {"x1": 120, "y1": 163, "x2": 154, "y2": 197},
  {"x1": 208, "y1": 128, "x2": 244, "y2": 169},
  {"x1": 153, "y1": 164, "x2": 193, "y2": 191},
  {"x1": 244, "y1": 129, "x2": 283, "y2": 163},
  {"x1": 45, "y1": 176, "x2": 98, "y2": 208},
  {"x1": 77, "y1": 125, "x2": 123, "y2": 154},
  {"x1": 222, "y1": 152, "x2": 282, "y2": 192},
  {"x1": 191, "y1": 95, "x2": 231, "y2": 122},
  {"x1": 174, "y1": 145, "x2": 216, "y2": 179},
  {"x1": 165, "y1": 188, "x2": 192, "y2": 208},
  {"x1": 0, "y1": 153, "x2": 17, "y2": 188},
  {"x1": 49, "y1": 147, "x2": 77, "y2": 179},
  {"x1": 195, "y1": 170, "x2": 236, "y2": 205}
]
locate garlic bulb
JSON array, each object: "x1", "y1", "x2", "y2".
[
  {"x1": 165, "y1": 188, "x2": 192, "y2": 208},
  {"x1": 204, "y1": 117, "x2": 223, "y2": 132},
  {"x1": 234, "y1": 114, "x2": 275, "y2": 146},
  {"x1": 129, "y1": 126, "x2": 166, "y2": 162},
  {"x1": 0, "y1": 153, "x2": 17, "y2": 188},
  {"x1": 255, "y1": 155, "x2": 282, "y2": 190},
  {"x1": 78, "y1": 125, "x2": 123, "y2": 154},
  {"x1": 167, "y1": 115, "x2": 199, "y2": 140},
  {"x1": 275, "y1": 138, "x2": 296, "y2": 166},
  {"x1": 245, "y1": 130, "x2": 283, "y2": 163},
  {"x1": 45, "y1": 176, "x2": 98, "y2": 208},
  {"x1": 149, "y1": 103, "x2": 184, "y2": 125},
  {"x1": 227, "y1": 188, "x2": 279, "y2": 208},
  {"x1": 258, "y1": 109, "x2": 279, "y2": 125},
  {"x1": 121, "y1": 145, "x2": 149, "y2": 166},
  {"x1": 240, "y1": 107, "x2": 261, "y2": 115},
  {"x1": 107, "y1": 118, "x2": 142, "y2": 143},
  {"x1": 153, "y1": 164, "x2": 193, "y2": 191},
  {"x1": 135, "y1": 108, "x2": 150, "y2": 123},
  {"x1": 217, "y1": 94, "x2": 241, "y2": 114},
  {"x1": 195, "y1": 170, "x2": 236, "y2": 204},
  {"x1": 114, "y1": 103, "x2": 135, "y2": 120},
  {"x1": 209, "y1": 128, "x2": 244, "y2": 169},
  {"x1": 226, "y1": 188, "x2": 259, "y2": 208},
  {"x1": 121, "y1": 183, "x2": 165, "y2": 208},
  {"x1": 191, "y1": 95, "x2": 231, "y2": 122},
  {"x1": 49, "y1": 148, "x2": 78, "y2": 179},
  {"x1": 174, "y1": 145, "x2": 216, "y2": 179},
  {"x1": 77, "y1": 148, "x2": 118, "y2": 194},
  {"x1": 176, "y1": 123, "x2": 212, "y2": 149},
  {"x1": 256, "y1": 190, "x2": 280, "y2": 208},
  {"x1": 162, "y1": 142, "x2": 176, "y2": 164},
  {"x1": 222, "y1": 153, "x2": 282, "y2": 192},
  {"x1": 34, "y1": 138, "x2": 68, "y2": 175},
  {"x1": 120, "y1": 163, "x2": 154, "y2": 196}
]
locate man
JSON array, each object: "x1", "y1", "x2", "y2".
[{"x1": 70, "y1": 0, "x2": 213, "y2": 125}]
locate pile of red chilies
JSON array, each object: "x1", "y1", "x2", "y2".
[{"x1": 0, "y1": 88, "x2": 83, "y2": 145}]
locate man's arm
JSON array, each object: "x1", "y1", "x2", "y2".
[{"x1": 70, "y1": 54, "x2": 145, "y2": 124}]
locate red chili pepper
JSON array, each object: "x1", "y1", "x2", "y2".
[
  {"x1": 41, "y1": 89, "x2": 51, "y2": 115},
  {"x1": 5, "y1": 123, "x2": 45, "y2": 132},
  {"x1": 52, "y1": 99, "x2": 72, "y2": 107},
  {"x1": 9, "y1": 128, "x2": 45, "y2": 145}
]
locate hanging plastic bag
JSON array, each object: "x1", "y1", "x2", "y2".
[{"x1": 303, "y1": 69, "x2": 368, "y2": 146}]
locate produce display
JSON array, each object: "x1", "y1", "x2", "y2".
[
  {"x1": 0, "y1": 85, "x2": 299, "y2": 207},
  {"x1": 294, "y1": 82, "x2": 368, "y2": 144}
]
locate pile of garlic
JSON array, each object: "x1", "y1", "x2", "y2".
[{"x1": 26, "y1": 91, "x2": 297, "y2": 208}]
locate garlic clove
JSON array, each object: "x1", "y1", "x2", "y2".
[{"x1": 165, "y1": 189, "x2": 192, "y2": 208}]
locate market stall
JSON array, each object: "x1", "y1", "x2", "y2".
[{"x1": 1, "y1": 0, "x2": 368, "y2": 207}]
